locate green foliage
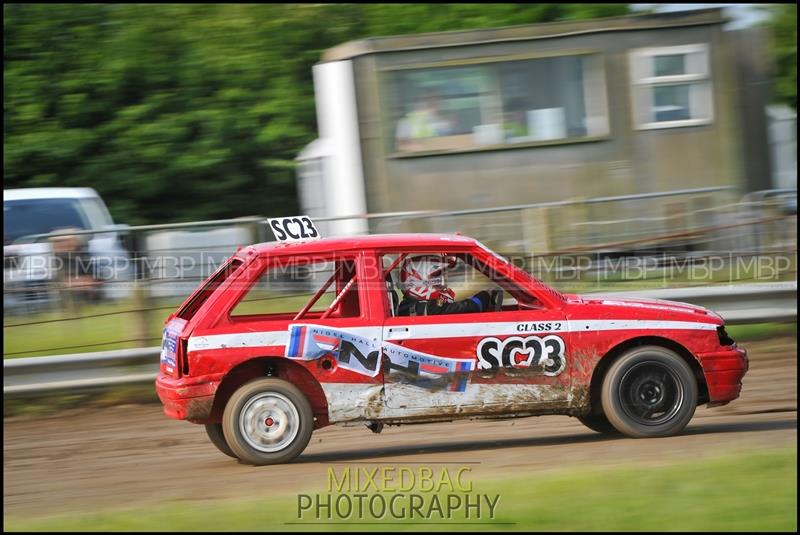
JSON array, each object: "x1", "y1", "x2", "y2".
[
  {"x1": 3, "y1": 4, "x2": 630, "y2": 225},
  {"x1": 764, "y1": 4, "x2": 797, "y2": 109}
]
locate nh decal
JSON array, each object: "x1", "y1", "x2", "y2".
[{"x1": 286, "y1": 324, "x2": 475, "y2": 391}]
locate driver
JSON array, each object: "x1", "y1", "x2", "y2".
[{"x1": 397, "y1": 254, "x2": 497, "y2": 316}]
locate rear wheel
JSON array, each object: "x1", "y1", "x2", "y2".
[
  {"x1": 205, "y1": 423, "x2": 236, "y2": 458},
  {"x1": 577, "y1": 413, "x2": 620, "y2": 435},
  {"x1": 222, "y1": 378, "x2": 314, "y2": 465},
  {"x1": 601, "y1": 345, "x2": 698, "y2": 438}
]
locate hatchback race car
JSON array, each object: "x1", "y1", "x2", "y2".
[{"x1": 155, "y1": 226, "x2": 748, "y2": 465}]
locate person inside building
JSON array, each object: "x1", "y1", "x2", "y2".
[
  {"x1": 396, "y1": 254, "x2": 499, "y2": 316},
  {"x1": 395, "y1": 90, "x2": 454, "y2": 152}
]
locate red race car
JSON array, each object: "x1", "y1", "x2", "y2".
[{"x1": 156, "y1": 224, "x2": 748, "y2": 465}]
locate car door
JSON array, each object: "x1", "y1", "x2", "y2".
[{"x1": 380, "y1": 248, "x2": 571, "y2": 415}]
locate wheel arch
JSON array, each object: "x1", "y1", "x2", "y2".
[
  {"x1": 209, "y1": 357, "x2": 329, "y2": 428},
  {"x1": 586, "y1": 336, "x2": 709, "y2": 415}
]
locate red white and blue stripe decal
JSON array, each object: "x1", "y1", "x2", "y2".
[{"x1": 286, "y1": 324, "x2": 382, "y2": 377}]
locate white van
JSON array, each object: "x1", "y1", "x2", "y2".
[{"x1": 3, "y1": 188, "x2": 131, "y2": 310}]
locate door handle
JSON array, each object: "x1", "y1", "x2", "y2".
[{"x1": 385, "y1": 327, "x2": 410, "y2": 340}]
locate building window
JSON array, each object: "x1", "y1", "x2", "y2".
[
  {"x1": 387, "y1": 53, "x2": 609, "y2": 154},
  {"x1": 629, "y1": 44, "x2": 713, "y2": 129}
]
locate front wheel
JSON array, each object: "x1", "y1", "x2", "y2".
[
  {"x1": 222, "y1": 378, "x2": 314, "y2": 465},
  {"x1": 601, "y1": 346, "x2": 698, "y2": 438}
]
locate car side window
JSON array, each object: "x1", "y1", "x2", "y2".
[
  {"x1": 382, "y1": 251, "x2": 540, "y2": 316},
  {"x1": 464, "y1": 253, "x2": 544, "y2": 310},
  {"x1": 230, "y1": 256, "x2": 361, "y2": 319}
]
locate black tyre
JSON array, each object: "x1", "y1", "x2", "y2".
[
  {"x1": 222, "y1": 378, "x2": 314, "y2": 465},
  {"x1": 577, "y1": 413, "x2": 621, "y2": 435},
  {"x1": 205, "y1": 423, "x2": 237, "y2": 458},
  {"x1": 601, "y1": 345, "x2": 698, "y2": 438}
]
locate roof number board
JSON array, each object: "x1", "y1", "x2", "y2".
[{"x1": 268, "y1": 216, "x2": 321, "y2": 243}]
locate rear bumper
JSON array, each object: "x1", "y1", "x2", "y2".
[
  {"x1": 697, "y1": 346, "x2": 748, "y2": 406},
  {"x1": 155, "y1": 373, "x2": 223, "y2": 423}
]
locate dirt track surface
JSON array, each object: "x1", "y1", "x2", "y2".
[{"x1": 4, "y1": 338, "x2": 797, "y2": 518}]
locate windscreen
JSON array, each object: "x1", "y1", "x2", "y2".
[{"x1": 3, "y1": 198, "x2": 90, "y2": 244}]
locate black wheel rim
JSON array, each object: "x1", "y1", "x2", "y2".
[{"x1": 618, "y1": 361, "x2": 684, "y2": 426}]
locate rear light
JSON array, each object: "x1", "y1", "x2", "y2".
[
  {"x1": 717, "y1": 326, "x2": 735, "y2": 347},
  {"x1": 179, "y1": 338, "x2": 190, "y2": 376}
]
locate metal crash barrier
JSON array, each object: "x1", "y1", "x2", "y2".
[{"x1": 4, "y1": 282, "x2": 795, "y2": 398}]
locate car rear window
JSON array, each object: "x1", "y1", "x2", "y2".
[
  {"x1": 231, "y1": 256, "x2": 360, "y2": 319},
  {"x1": 177, "y1": 258, "x2": 244, "y2": 320}
]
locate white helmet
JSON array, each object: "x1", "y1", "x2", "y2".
[{"x1": 400, "y1": 255, "x2": 457, "y2": 302}]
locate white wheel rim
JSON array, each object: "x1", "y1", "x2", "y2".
[{"x1": 239, "y1": 392, "x2": 300, "y2": 453}]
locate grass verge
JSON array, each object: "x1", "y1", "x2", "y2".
[
  {"x1": 727, "y1": 322, "x2": 797, "y2": 341},
  {"x1": 4, "y1": 447, "x2": 796, "y2": 532}
]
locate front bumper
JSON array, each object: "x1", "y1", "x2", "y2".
[
  {"x1": 155, "y1": 373, "x2": 224, "y2": 423},
  {"x1": 697, "y1": 345, "x2": 748, "y2": 406}
]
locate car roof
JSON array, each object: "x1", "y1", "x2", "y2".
[
  {"x1": 3, "y1": 187, "x2": 101, "y2": 202},
  {"x1": 247, "y1": 233, "x2": 478, "y2": 256}
]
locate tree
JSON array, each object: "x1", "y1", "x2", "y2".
[
  {"x1": 764, "y1": 3, "x2": 797, "y2": 109},
  {"x1": 3, "y1": 4, "x2": 632, "y2": 225}
]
